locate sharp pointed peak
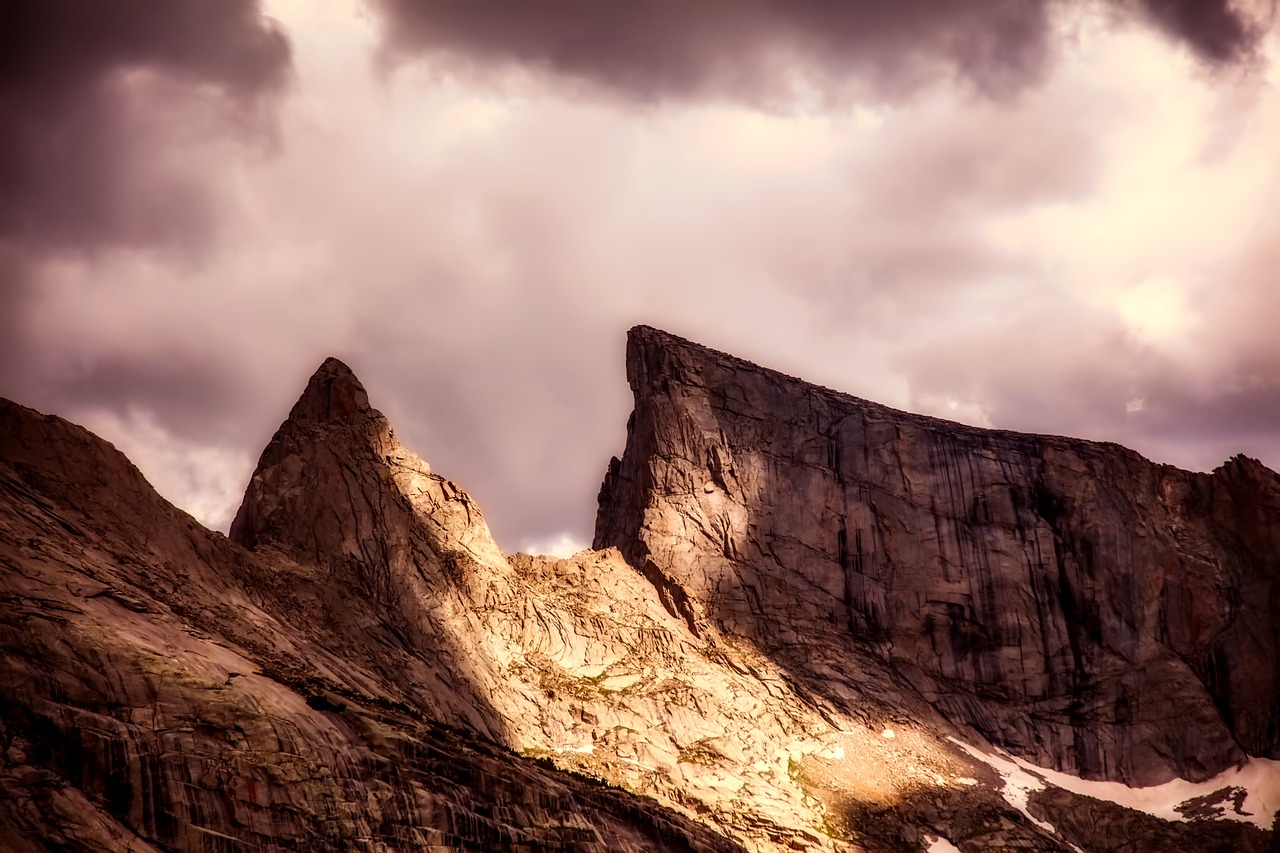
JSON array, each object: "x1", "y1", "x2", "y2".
[
  {"x1": 288, "y1": 356, "x2": 372, "y2": 425},
  {"x1": 628, "y1": 324, "x2": 684, "y2": 346},
  {"x1": 318, "y1": 355, "x2": 356, "y2": 374}
]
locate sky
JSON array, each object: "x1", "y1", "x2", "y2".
[{"x1": 3, "y1": 0, "x2": 1280, "y2": 557}]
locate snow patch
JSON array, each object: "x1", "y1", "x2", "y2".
[
  {"x1": 952, "y1": 737, "x2": 1280, "y2": 830},
  {"x1": 924, "y1": 836, "x2": 961, "y2": 853},
  {"x1": 951, "y1": 739, "x2": 1058, "y2": 834}
]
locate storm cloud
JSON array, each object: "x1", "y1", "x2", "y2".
[
  {"x1": 372, "y1": 0, "x2": 1264, "y2": 105},
  {"x1": 0, "y1": 0, "x2": 290, "y2": 249}
]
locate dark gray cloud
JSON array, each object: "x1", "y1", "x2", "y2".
[
  {"x1": 1139, "y1": 231, "x2": 1280, "y2": 453},
  {"x1": 1133, "y1": 0, "x2": 1266, "y2": 64},
  {"x1": 0, "y1": 0, "x2": 290, "y2": 249},
  {"x1": 372, "y1": 0, "x2": 1262, "y2": 105},
  {"x1": 0, "y1": 0, "x2": 292, "y2": 462}
]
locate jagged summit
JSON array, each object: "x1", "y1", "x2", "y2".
[
  {"x1": 228, "y1": 350, "x2": 522, "y2": 738},
  {"x1": 287, "y1": 356, "x2": 373, "y2": 425},
  {"x1": 624, "y1": 326, "x2": 1162, "y2": 455},
  {"x1": 231, "y1": 355, "x2": 409, "y2": 566},
  {"x1": 227, "y1": 354, "x2": 392, "y2": 559}
]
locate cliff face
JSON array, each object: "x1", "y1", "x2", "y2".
[
  {"x1": 2, "y1": 332, "x2": 1278, "y2": 853},
  {"x1": 596, "y1": 325, "x2": 1280, "y2": 787}
]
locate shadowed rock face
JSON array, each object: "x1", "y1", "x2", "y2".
[
  {"x1": 595, "y1": 325, "x2": 1280, "y2": 787},
  {"x1": 229, "y1": 356, "x2": 521, "y2": 741}
]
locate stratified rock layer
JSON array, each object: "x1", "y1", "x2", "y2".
[{"x1": 596, "y1": 325, "x2": 1280, "y2": 787}]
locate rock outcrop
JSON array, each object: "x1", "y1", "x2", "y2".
[
  {"x1": 0, "y1": 395, "x2": 740, "y2": 853},
  {"x1": 2, "y1": 330, "x2": 1277, "y2": 852},
  {"x1": 596, "y1": 325, "x2": 1280, "y2": 787}
]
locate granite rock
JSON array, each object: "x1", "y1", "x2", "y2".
[
  {"x1": 596, "y1": 325, "x2": 1280, "y2": 787},
  {"x1": 224, "y1": 358, "x2": 1046, "y2": 850}
]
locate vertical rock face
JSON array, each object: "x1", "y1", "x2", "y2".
[{"x1": 596, "y1": 325, "x2": 1280, "y2": 787}]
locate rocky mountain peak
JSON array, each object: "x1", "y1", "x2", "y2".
[
  {"x1": 228, "y1": 355, "x2": 396, "y2": 558},
  {"x1": 287, "y1": 355, "x2": 373, "y2": 425},
  {"x1": 227, "y1": 355, "x2": 521, "y2": 739},
  {"x1": 228, "y1": 355, "x2": 509, "y2": 578}
]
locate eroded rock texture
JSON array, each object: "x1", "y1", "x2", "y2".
[
  {"x1": 596, "y1": 325, "x2": 1280, "y2": 787},
  {"x1": 220, "y1": 357, "x2": 1026, "y2": 851}
]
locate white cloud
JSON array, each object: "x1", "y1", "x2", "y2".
[
  {"x1": 9, "y1": 0, "x2": 1280, "y2": 556},
  {"x1": 517, "y1": 532, "x2": 588, "y2": 559},
  {"x1": 911, "y1": 394, "x2": 995, "y2": 428},
  {"x1": 1113, "y1": 276, "x2": 1200, "y2": 345},
  {"x1": 80, "y1": 407, "x2": 253, "y2": 533}
]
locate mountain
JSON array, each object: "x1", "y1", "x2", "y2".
[
  {"x1": 1, "y1": 327, "x2": 1277, "y2": 852},
  {"x1": 598, "y1": 326, "x2": 1280, "y2": 786}
]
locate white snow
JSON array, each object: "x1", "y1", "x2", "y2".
[
  {"x1": 951, "y1": 737, "x2": 1280, "y2": 830},
  {"x1": 557, "y1": 742, "x2": 595, "y2": 754},
  {"x1": 950, "y1": 739, "x2": 1059, "y2": 834},
  {"x1": 924, "y1": 836, "x2": 961, "y2": 853}
]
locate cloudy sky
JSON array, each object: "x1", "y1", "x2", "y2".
[{"x1": 3, "y1": 0, "x2": 1279, "y2": 556}]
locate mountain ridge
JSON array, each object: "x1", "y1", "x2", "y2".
[
  {"x1": 620, "y1": 325, "x2": 1260, "y2": 468},
  {"x1": 2, "y1": 326, "x2": 1277, "y2": 851}
]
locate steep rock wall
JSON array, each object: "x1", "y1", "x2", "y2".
[{"x1": 595, "y1": 325, "x2": 1280, "y2": 786}]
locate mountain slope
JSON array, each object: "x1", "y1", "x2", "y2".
[{"x1": 0, "y1": 393, "x2": 739, "y2": 852}]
